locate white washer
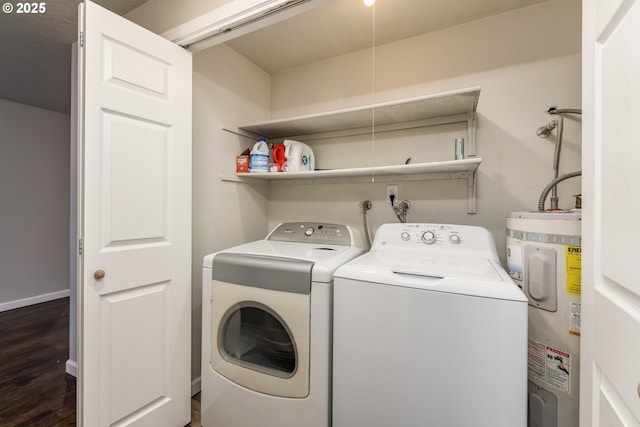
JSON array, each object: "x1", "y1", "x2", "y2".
[
  {"x1": 201, "y1": 222, "x2": 364, "y2": 427},
  {"x1": 332, "y1": 223, "x2": 528, "y2": 427}
]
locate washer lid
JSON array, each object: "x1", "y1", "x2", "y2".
[
  {"x1": 351, "y1": 250, "x2": 504, "y2": 282},
  {"x1": 335, "y1": 250, "x2": 528, "y2": 302}
]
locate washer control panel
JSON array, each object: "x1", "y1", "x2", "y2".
[
  {"x1": 406, "y1": 229, "x2": 463, "y2": 246},
  {"x1": 268, "y1": 222, "x2": 358, "y2": 246},
  {"x1": 372, "y1": 223, "x2": 499, "y2": 259},
  {"x1": 392, "y1": 224, "x2": 464, "y2": 246}
]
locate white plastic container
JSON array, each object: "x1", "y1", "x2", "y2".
[
  {"x1": 282, "y1": 140, "x2": 314, "y2": 172},
  {"x1": 249, "y1": 138, "x2": 269, "y2": 173}
]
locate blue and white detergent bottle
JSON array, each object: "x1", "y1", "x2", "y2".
[{"x1": 249, "y1": 137, "x2": 269, "y2": 173}]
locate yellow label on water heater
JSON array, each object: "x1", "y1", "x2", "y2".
[{"x1": 566, "y1": 246, "x2": 581, "y2": 296}]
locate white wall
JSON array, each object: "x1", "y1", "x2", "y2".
[
  {"x1": 267, "y1": 0, "x2": 582, "y2": 262},
  {"x1": 0, "y1": 99, "x2": 71, "y2": 311}
]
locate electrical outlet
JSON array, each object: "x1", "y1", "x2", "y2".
[{"x1": 386, "y1": 185, "x2": 399, "y2": 204}]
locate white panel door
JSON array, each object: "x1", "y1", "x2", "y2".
[
  {"x1": 582, "y1": 0, "x2": 640, "y2": 425},
  {"x1": 77, "y1": 1, "x2": 192, "y2": 426}
]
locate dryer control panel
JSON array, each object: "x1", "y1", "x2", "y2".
[
  {"x1": 267, "y1": 222, "x2": 361, "y2": 246},
  {"x1": 373, "y1": 223, "x2": 500, "y2": 261}
]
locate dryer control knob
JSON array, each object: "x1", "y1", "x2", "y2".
[
  {"x1": 305, "y1": 227, "x2": 315, "y2": 236},
  {"x1": 401, "y1": 232, "x2": 411, "y2": 241},
  {"x1": 421, "y1": 231, "x2": 437, "y2": 245},
  {"x1": 449, "y1": 234, "x2": 461, "y2": 244}
]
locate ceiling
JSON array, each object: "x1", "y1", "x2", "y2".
[
  {"x1": 0, "y1": 0, "x2": 548, "y2": 115},
  {"x1": 225, "y1": 0, "x2": 549, "y2": 75}
]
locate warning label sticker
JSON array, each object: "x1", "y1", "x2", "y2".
[
  {"x1": 528, "y1": 339, "x2": 571, "y2": 394},
  {"x1": 527, "y1": 339, "x2": 546, "y2": 380},
  {"x1": 566, "y1": 246, "x2": 581, "y2": 296},
  {"x1": 569, "y1": 301, "x2": 581, "y2": 336},
  {"x1": 546, "y1": 346, "x2": 571, "y2": 393}
]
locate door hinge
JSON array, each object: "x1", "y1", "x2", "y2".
[
  {"x1": 79, "y1": 32, "x2": 85, "y2": 47},
  {"x1": 78, "y1": 239, "x2": 83, "y2": 255}
]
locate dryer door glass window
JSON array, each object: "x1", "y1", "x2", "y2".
[{"x1": 219, "y1": 304, "x2": 297, "y2": 377}]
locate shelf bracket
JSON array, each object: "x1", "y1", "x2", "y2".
[
  {"x1": 467, "y1": 112, "x2": 477, "y2": 156},
  {"x1": 221, "y1": 123, "x2": 261, "y2": 141},
  {"x1": 467, "y1": 168, "x2": 477, "y2": 214}
]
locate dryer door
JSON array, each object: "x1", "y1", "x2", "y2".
[
  {"x1": 219, "y1": 302, "x2": 297, "y2": 377},
  {"x1": 211, "y1": 254, "x2": 313, "y2": 398}
]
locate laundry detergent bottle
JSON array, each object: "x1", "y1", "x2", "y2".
[
  {"x1": 249, "y1": 137, "x2": 269, "y2": 173},
  {"x1": 271, "y1": 143, "x2": 286, "y2": 172},
  {"x1": 282, "y1": 140, "x2": 315, "y2": 172}
]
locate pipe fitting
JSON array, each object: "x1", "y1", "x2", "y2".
[{"x1": 538, "y1": 171, "x2": 582, "y2": 211}]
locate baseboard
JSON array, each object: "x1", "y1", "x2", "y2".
[
  {"x1": 192, "y1": 376, "x2": 201, "y2": 396},
  {"x1": 66, "y1": 359, "x2": 78, "y2": 377},
  {"x1": 0, "y1": 289, "x2": 70, "y2": 312}
]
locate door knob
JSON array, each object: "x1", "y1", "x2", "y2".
[{"x1": 94, "y1": 269, "x2": 106, "y2": 280}]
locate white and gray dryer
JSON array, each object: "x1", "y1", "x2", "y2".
[
  {"x1": 332, "y1": 223, "x2": 528, "y2": 427},
  {"x1": 201, "y1": 222, "x2": 364, "y2": 427}
]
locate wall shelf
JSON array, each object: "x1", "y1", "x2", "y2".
[
  {"x1": 225, "y1": 87, "x2": 482, "y2": 213},
  {"x1": 237, "y1": 86, "x2": 480, "y2": 155},
  {"x1": 222, "y1": 158, "x2": 481, "y2": 213}
]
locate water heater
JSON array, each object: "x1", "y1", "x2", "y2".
[{"x1": 506, "y1": 211, "x2": 581, "y2": 427}]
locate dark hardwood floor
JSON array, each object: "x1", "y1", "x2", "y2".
[{"x1": 0, "y1": 298, "x2": 75, "y2": 426}]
